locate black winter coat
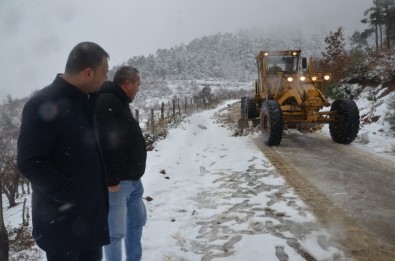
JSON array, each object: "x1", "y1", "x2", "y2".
[
  {"x1": 17, "y1": 75, "x2": 109, "y2": 254},
  {"x1": 95, "y1": 81, "x2": 147, "y2": 186}
]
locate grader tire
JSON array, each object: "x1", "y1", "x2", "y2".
[
  {"x1": 329, "y1": 99, "x2": 360, "y2": 144},
  {"x1": 260, "y1": 100, "x2": 283, "y2": 146},
  {"x1": 240, "y1": 97, "x2": 248, "y2": 119},
  {"x1": 246, "y1": 98, "x2": 257, "y2": 119}
]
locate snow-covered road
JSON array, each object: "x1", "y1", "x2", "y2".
[{"x1": 141, "y1": 101, "x2": 345, "y2": 261}]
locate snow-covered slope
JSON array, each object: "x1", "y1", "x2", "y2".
[{"x1": 321, "y1": 84, "x2": 395, "y2": 161}]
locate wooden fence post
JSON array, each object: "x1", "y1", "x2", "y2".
[
  {"x1": 22, "y1": 198, "x2": 30, "y2": 226},
  {"x1": 161, "y1": 102, "x2": 165, "y2": 123},
  {"x1": 150, "y1": 108, "x2": 155, "y2": 135},
  {"x1": 135, "y1": 109, "x2": 139, "y2": 123},
  {"x1": 177, "y1": 98, "x2": 181, "y2": 116},
  {"x1": 172, "y1": 99, "x2": 176, "y2": 118},
  {"x1": 184, "y1": 97, "x2": 187, "y2": 114}
]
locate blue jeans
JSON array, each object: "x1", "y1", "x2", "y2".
[{"x1": 104, "y1": 180, "x2": 147, "y2": 261}]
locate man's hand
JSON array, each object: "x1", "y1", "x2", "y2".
[{"x1": 108, "y1": 184, "x2": 121, "y2": 192}]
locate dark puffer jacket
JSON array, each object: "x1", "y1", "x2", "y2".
[
  {"x1": 17, "y1": 74, "x2": 109, "y2": 254},
  {"x1": 95, "y1": 81, "x2": 147, "y2": 186}
]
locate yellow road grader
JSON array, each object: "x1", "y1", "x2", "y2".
[{"x1": 238, "y1": 50, "x2": 360, "y2": 146}]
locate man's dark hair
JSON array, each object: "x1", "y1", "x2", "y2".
[
  {"x1": 65, "y1": 42, "x2": 109, "y2": 75},
  {"x1": 113, "y1": 66, "x2": 139, "y2": 86}
]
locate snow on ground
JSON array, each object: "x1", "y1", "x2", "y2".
[
  {"x1": 353, "y1": 87, "x2": 395, "y2": 161},
  {"x1": 321, "y1": 85, "x2": 395, "y2": 162},
  {"x1": 4, "y1": 86, "x2": 395, "y2": 260},
  {"x1": 139, "y1": 101, "x2": 345, "y2": 261},
  {"x1": 131, "y1": 80, "x2": 252, "y2": 122},
  {"x1": 5, "y1": 100, "x2": 346, "y2": 261}
]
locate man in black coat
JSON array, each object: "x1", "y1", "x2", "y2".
[
  {"x1": 95, "y1": 66, "x2": 147, "y2": 261},
  {"x1": 17, "y1": 42, "x2": 110, "y2": 261}
]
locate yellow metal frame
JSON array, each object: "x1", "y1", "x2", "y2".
[{"x1": 254, "y1": 50, "x2": 334, "y2": 124}]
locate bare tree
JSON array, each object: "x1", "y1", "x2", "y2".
[
  {"x1": 0, "y1": 180, "x2": 10, "y2": 261},
  {"x1": 1, "y1": 153, "x2": 20, "y2": 208},
  {"x1": 0, "y1": 97, "x2": 23, "y2": 208},
  {"x1": 0, "y1": 113, "x2": 9, "y2": 259}
]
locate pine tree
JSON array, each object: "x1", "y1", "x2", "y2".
[
  {"x1": 361, "y1": 0, "x2": 395, "y2": 50},
  {"x1": 350, "y1": 30, "x2": 371, "y2": 51},
  {"x1": 382, "y1": 0, "x2": 395, "y2": 48},
  {"x1": 362, "y1": 0, "x2": 384, "y2": 51}
]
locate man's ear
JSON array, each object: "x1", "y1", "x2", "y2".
[
  {"x1": 120, "y1": 82, "x2": 130, "y2": 93},
  {"x1": 83, "y1": 68, "x2": 94, "y2": 80},
  {"x1": 127, "y1": 79, "x2": 134, "y2": 90}
]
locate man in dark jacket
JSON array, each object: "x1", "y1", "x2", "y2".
[
  {"x1": 17, "y1": 42, "x2": 110, "y2": 261},
  {"x1": 95, "y1": 66, "x2": 147, "y2": 261}
]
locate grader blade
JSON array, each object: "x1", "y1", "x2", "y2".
[{"x1": 238, "y1": 118, "x2": 249, "y2": 129}]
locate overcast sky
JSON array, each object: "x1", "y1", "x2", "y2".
[{"x1": 0, "y1": 0, "x2": 372, "y2": 99}]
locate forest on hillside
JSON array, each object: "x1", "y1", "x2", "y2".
[{"x1": 110, "y1": 29, "x2": 325, "y2": 82}]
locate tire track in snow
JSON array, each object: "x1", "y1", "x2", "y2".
[
  {"x1": 189, "y1": 165, "x2": 343, "y2": 261},
  {"x1": 166, "y1": 105, "x2": 345, "y2": 260}
]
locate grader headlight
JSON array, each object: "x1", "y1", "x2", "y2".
[
  {"x1": 312, "y1": 76, "x2": 318, "y2": 81},
  {"x1": 300, "y1": 76, "x2": 306, "y2": 81},
  {"x1": 324, "y1": 75, "x2": 330, "y2": 81},
  {"x1": 287, "y1": 77, "x2": 293, "y2": 82}
]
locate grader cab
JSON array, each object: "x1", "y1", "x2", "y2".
[{"x1": 238, "y1": 50, "x2": 359, "y2": 146}]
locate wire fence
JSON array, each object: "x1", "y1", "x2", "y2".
[{"x1": 2, "y1": 93, "x2": 244, "y2": 221}]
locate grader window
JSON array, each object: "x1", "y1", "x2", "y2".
[
  {"x1": 266, "y1": 55, "x2": 298, "y2": 72},
  {"x1": 267, "y1": 57, "x2": 284, "y2": 72}
]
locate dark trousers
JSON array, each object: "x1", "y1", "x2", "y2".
[{"x1": 46, "y1": 247, "x2": 102, "y2": 261}]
